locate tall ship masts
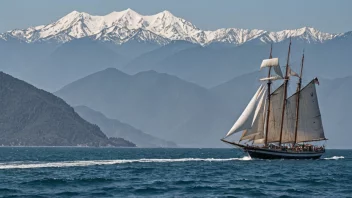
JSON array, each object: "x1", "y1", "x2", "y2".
[{"x1": 221, "y1": 41, "x2": 327, "y2": 159}]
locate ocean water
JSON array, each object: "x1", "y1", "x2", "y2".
[{"x1": 0, "y1": 148, "x2": 350, "y2": 198}]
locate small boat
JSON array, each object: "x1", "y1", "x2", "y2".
[{"x1": 221, "y1": 40, "x2": 327, "y2": 159}]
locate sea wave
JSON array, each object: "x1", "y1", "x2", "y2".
[
  {"x1": 323, "y1": 156, "x2": 344, "y2": 160},
  {"x1": 0, "y1": 156, "x2": 251, "y2": 169}
]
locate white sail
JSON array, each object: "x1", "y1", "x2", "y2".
[
  {"x1": 260, "y1": 58, "x2": 279, "y2": 68},
  {"x1": 252, "y1": 89, "x2": 267, "y2": 126},
  {"x1": 260, "y1": 58, "x2": 283, "y2": 78},
  {"x1": 260, "y1": 76, "x2": 282, "y2": 81},
  {"x1": 267, "y1": 84, "x2": 285, "y2": 143},
  {"x1": 296, "y1": 81, "x2": 325, "y2": 142},
  {"x1": 225, "y1": 85, "x2": 264, "y2": 138},
  {"x1": 281, "y1": 94, "x2": 297, "y2": 143},
  {"x1": 240, "y1": 89, "x2": 267, "y2": 140}
]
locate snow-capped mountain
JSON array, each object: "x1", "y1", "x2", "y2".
[
  {"x1": 0, "y1": 9, "x2": 343, "y2": 45},
  {"x1": 92, "y1": 26, "x2": 170, "y2": 45}
]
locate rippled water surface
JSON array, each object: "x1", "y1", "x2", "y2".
[{"x1": 0, "y1": 148, "x2": 350, "y2": 197}]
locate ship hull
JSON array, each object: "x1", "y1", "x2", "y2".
[
  {"x1": 246, "y1": 148, "x2": 323, "y2": 159},
  {"x1": 221, "y1": 139, "x2": 324, "y2": 159}
]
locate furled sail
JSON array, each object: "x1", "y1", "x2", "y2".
[
  {"x1": 240, "y1": 89, "x2": 267, "y2": 141},
  {"x1": 266, "y1": 84, "x2": 285, "y2": 143},
  {"x1": 260, "y1": 58, "x2": 283, "y2": 78},
  {"x1": 296, "y1": 80, "x2": 325, "y2": 142},
  {"x1": 260, "y1": 76, "x2": 282, "y2": 81},
  {"x1": 225, "y1": 85, "x2": 265, "y2": 137},
  {"x1": 281, "y1": 93, "x2": 297, "y2": 143}
]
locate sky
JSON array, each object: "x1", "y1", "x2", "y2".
[{"x1": 0, "y1": 0, "x2": 351, "y2": 33}]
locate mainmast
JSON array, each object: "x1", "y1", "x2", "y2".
[
  {"x1": 264, "y1": 44, "x2": 273, "y2": 146},
  {"x1": 293, "y1": 51, "x2": 305, "y2": 145},
  {"x1": 279, "y1": 39, "x2": 292, "y2": 146}
]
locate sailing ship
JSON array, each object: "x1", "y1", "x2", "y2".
[{"x1": 221, "y1": 40, "x2": 327, "y2": 159}]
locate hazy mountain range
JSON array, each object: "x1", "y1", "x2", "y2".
[
  {"x1": 74, "y1": 105, "x2": 177, "y2": 148},
  {"x1": 0, "y1": 9, "x2": 351, "y2": 148},
  {"x1": 55, "y1": 68, "x2": 230, "y2": 147}
]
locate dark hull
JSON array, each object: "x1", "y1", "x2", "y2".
[
  {"x1": 221, "y1": 139, "x2": 324, "y2": 160},
  {"x1": 246, "y1": 148, "x2": 323, "y2": 159}
]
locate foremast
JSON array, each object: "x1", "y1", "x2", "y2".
[{"x1": 264, "y1": 44, "x2": 273, "y2": 146}]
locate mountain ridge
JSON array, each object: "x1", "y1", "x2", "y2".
[
  {"x1": 0, "y1": 71, "x2": 135, "y2": 147},
  {"x1": 0, "y1": 9, "x2": 345, "y2": 46}
]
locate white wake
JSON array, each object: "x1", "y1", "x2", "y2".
[
  {"x1": 0, "y1": 156, "x2": 251, "y2": 170},
  {"x1": 323, "y1": 156, "x2": 344, "y2": 160}
]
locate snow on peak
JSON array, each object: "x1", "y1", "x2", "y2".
[
  {"x1": 264, "y1": 26, "x2": 338, "y2": 43},
  {"x1": 0, "y1": 9, "x2": 341, "y2": 45}
]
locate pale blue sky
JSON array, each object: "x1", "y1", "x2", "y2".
[{"x1": 0, "y1": 0, "x2": 351, "y2": 33}]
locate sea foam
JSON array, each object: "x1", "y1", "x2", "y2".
[
  {"x1": 323, "y1": 156, "x2": 344, "y2": 160},
  {"x1": 0, "y1": 157, "x2": 251, "y2": 169}
]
